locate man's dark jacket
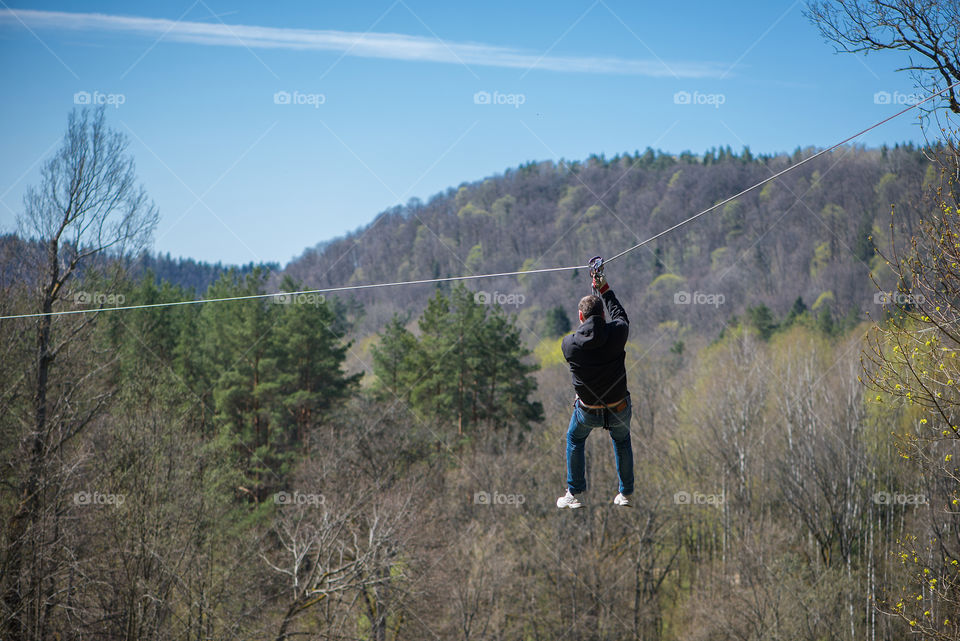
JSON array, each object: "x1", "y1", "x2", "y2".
[{"x1": 561, "y1": 289, "x2": 629, "y2": 406}]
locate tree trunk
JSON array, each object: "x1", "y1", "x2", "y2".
[{"x1": 2, "y1": 240, "x2": 58, "y2": 641}]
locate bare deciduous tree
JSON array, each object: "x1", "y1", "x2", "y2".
[
  {"x1": 1, "y1": 106, "x2": 157, "y2": 641},
  {"x1": 806, "y1": 0, "x2": 960, "y2": 112},
  {"x1": 263, "y1": 497, "x2": 413, "y2": 641}
]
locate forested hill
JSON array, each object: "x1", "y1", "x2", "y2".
[
  {"x1": 132, "y1": 252, "x2": 280, "y2": 294},
  {"x1": 286, "y1": 144, "x2": 932, "y2": 336}
]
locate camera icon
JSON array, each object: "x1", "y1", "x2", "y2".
[
  {"x1": 674, "y1": 490, "x2": 691, "y2": 505},
  {"x1": 272, "y1": 293, "x2": 293, "y2": 304},
  {"x1": 873, "y1": 291, "x2": 891, "y2": 304},
  {"x1": 273, "y1": 491, "x2": 292, "y2": 505},
  {"x1": 673, "y1": 91, "x2": 691, "y2": 105},
  {"x1": 474, "y1": 491, "x2": 491, "y2": 505},
  {"x1": 872, "y1": 491, "x2": 891, "y2": 505},
  {"x1": 674, "y1": 291, "x2": 691, "y2": 305},
  {"x1": 74, "y1": 291, "x2": 91, "y2": 304},
  {"x1": 873, "y1": 91, "x2": 892, "y2": 105},
  {"x1": 473, "y1": 91, "x2": 491, "y2": 105},
  {"x1": 274, "y1": 91, "x2": 291, "y2": 105},
  {"x1": 474, "y1": 291, "x2": 491, "y2": 304},
  {"x1": 74, "y1": 91, "x2": 91, "y2": 105},
  {"x1": 73, "y1": 491, "x2": 92, "y2": 505}
]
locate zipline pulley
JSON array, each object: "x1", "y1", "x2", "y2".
[
  {"x1": 587, "y1": 255, "x2": 604, "y2": 278},
  {"x1": 588, "y1": 255, "x2": 604, "y2": 296}
]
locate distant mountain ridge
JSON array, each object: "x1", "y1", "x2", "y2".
[
  {"x1": 0, "y1": 235, "x2": 278, "y2": 296},
  {"x1": 132, "y1": 252, "x2": 280, "y2": 295}
]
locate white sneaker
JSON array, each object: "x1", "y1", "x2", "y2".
[
  {"x1": 613, "y1": 493, "x2": 632, "y2": 507},
  {"x1": 557, "y1": 490, "x2": 584, "y2": 509}
]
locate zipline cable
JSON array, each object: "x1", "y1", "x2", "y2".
[
  {"x1": 0, "y1": 265, "x2": 582, "y2": 320},
  {"x1": 2, "y1": 80, "x2": 956, "y2": 322}
]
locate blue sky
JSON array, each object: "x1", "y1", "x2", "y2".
[{"x1": 0, "y1": 1, "x2": 930, "y2": 265}]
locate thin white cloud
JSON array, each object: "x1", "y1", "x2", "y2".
[{"x1": 0, "y1": 8, "x2": 726, "y2": 78}]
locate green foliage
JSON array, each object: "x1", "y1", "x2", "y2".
[
  {"x1": 371, "y1": 315, "x2": 422, "y2": 404},
  {"x1": 556, "y1": 185, "x2": 587, "y2": 225},
  {"x1": 812, "y1": 290, "x2": 835, "y2": 311},
  {"x1": 653, "y1": 246, "x2": 666, "y2": 276},
  {"x1": 583, "y1": 204, "x2": 604, "y2": 222},
  {"x1": 648, "y1": 273, "x2": 686, "y2": 298},
  {"x1": 710, "y1": 246, "x2": 730, "y2": 271},
  {"x1": 810, "y1": 240, "x2": 832, "y2": 277},
  {"x1": 721, "y1": 200, "x2": 745, "y2": 242},
  {"x1": 533, "y1": 335, "x2": 566, "y2": 368},
  {"x1": 875, "y1": 171, "x2": 899, "y2": 204},
  {"x1": 783, "y1": 296, "x2": 809, "y2": 327},
  {"x1": 746, "y1": 303, "x2": 778, "y2": 340},
  {"x1": 491, "y1": 194, "x2": 517, "y2": 222},
  {"x1": 816, "y1": 305, "x2": 836, "y2": 336},
  {"x1": 454, "y1": 185, "x2": 470, "y2": 209},
  {"x1": 921, "y1": 162, "x2": 939, "y2": 191},
  {"x1": 465, "y1": 242, "x2": 484, "y2": 272},
  {"x1": 168, "y1": 268, "x2": 360, "y2": 499},
  {"x1": 539, "y1": 305, "x2": 572, "y2": 338},
  {"x1": 854, "y1": 213, "x2": 875, "y2": 262},
  {"x1": 106, "y1": 273, "x2": 198, "y2": 409},
  {"x1": 275, "y1": 275, "x2": 362, "y2": 439},
  {"x1": 821, "y1": 202, "x2": 846, "y2": 223},
  {"x1": 667, "y1": 169, "x2": 683, "y2": 190},
  {"x1": 457, "y1": 202, "x2": 487, "y2": 222},
  {"x1": 372, "y1": 284, "x2": 543, "y2": 436},
  {"x1": 759, "y1": 181, "x2": 775, "y2": 202},
  {"x1": 517, "y1": 257, "x2": 537, "y2": 289}
]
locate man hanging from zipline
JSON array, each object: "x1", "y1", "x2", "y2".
[{"x1": 557, "y1": 257, "x2": 634, "y2": 509}]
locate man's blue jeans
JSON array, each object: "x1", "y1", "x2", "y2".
[{"x1": 566, "y1": 397, "x2": 634, "y2": 495}]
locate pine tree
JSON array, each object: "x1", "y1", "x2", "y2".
[
  {"x1": 746, "y1": 303, "x2": 778, "y2": 340},
  {"x1": 107, "y1": 273, "x2": 195, "y2": 409},
  {"x1": 372, "y1": 285, "x2": 542, "y2": 438},
  {"x1": 784, "y1": 296, "x2": 808, "y2": 327},
  {"x1": 371, "y1": 315, "x2": 423, "y2": 405},
  {"x1": 540, "y1": 305, "x2": 572, "y2": 338},
  {"x1": 201, "y1": 268, "x2": 287, "y2": 497},
  {"x1": 275, "y1": 276, "x2": 362, "y2": 449},
  {"x1": 816, "y1": 306, "x2": 836, "y2": 336}
]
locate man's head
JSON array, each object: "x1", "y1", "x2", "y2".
[{"x1": 578, "y1": 295, "x2": 604, "y2": 324}]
